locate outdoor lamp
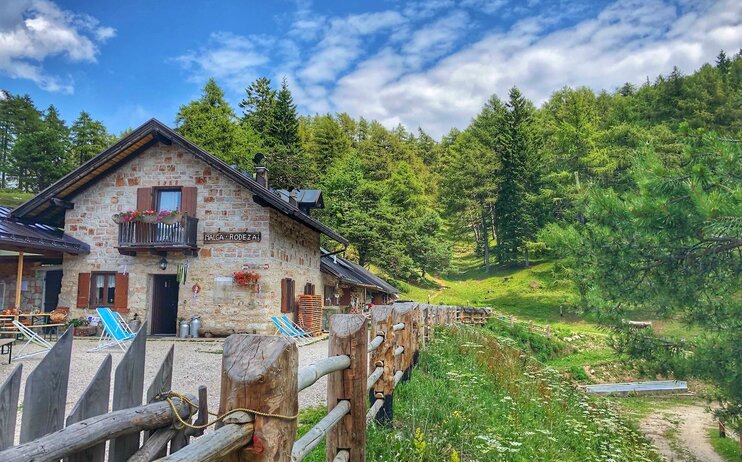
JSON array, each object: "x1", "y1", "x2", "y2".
[{"x1": 159, "y1": 257, "x2": 168, "y2": 270}]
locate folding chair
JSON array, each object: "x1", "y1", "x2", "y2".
[
  {"x1": 271, "y1": 316, "x2": 312, "y2": 345},
  {"x1": 281, "y1": 316, "x2": 314, "y2": 340},
  {"x1": 11, "y1": 320, "x2": 53, "y2": 360},
  {"x1": 89, "y1": 307, "x2": 136, "y2": 352}
]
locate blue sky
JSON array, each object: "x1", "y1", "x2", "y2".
[{"x1": 0, "y1": 0, "x2": 740, "y2": 138}]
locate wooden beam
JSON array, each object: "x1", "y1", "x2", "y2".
[
  {"x1": 326, "y1": 314, "x2": 368, "y2": 462},
  {"x1": 219, "y1": 335, "x2": 298, "y2": 462},
  {"x1": 14, "y1": 252, "x2": 22, "y2": 309}
]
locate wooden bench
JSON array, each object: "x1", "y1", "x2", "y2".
[{"x1": 0, "y1": 338, "x2": 13, "y2": 364}]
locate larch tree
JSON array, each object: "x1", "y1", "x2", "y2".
[{"x1": 70, "y1": 111, "x2": 114, "y2": 166}]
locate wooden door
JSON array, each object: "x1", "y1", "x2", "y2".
[
  {"x1": 152, "y1": 275, "x2": 179, "y2": 335},
  {"x1": 43, "y1": 270, "x2": 63, "y2": 312}
]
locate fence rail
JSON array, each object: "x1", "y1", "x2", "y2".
[{"x1": 0, "y1": 303, "x2": 471, "y2": 461}]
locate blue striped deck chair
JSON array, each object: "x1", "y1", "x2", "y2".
[
  {"x1": 89, "y1": 307, "x2": 136, "y2": 352},
  {"x1": 280, "y1": 316, "x2": 314, "y2": 340},
  {"x1": 271, "y1": 316, "x2": 312, "y2": 345},
  {"x1": 11, "y1": 320, "x2": 53, "y2": 360}
]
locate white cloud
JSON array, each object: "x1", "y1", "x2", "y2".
[
  {"x1": 174, "y1": 32, "x2": 272, "y2": 93},
  {"x1": 328, "y1": 0, "x2": 742, "y2": 137},
  {"x1": 174, "y1": 0, "x2": 741, "y2": 137},
  {"x1": 0, "y1": 0, "x2": 115, "y2": 93}
]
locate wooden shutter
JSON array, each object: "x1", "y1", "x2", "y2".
[
  {"x1": 114, "y1": 273, "x2": 129, "y2": 312},
  {"x1": 181, "y1": 186, "x2": 197, "y2": 217},
  {"x1": 339, "y1": 288, "x2": 351, "y2": 306},
  {"x1": 136, "y1": 187, "x2": 153, "y2": 210},
  {"x1": 280, "y1": 279, "x2": 289, "y2": 313},
  {"x1": 304, "y1": 283, "x2": 312, "y2": 295},
  {"x1": 76, "y1": 273, "x2": 91, "y2": 308}
]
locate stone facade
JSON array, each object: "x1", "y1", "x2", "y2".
[
  {"x1": 59, "y1": 142, "x2": 323, "y2": 334},
  {"x1": 0, "y1": 261, "x2": 47, "y2": 310}
]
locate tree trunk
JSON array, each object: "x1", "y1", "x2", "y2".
[
  {"x1": 524, "y1": 246, "x2": 529, "y2": 268},
  {"x1": 480, "y1": 199, "x2": 490, "y2": 273}
]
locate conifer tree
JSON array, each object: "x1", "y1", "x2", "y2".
[
  {"x1": 494, "y1": 87, "x2": 538, "y2": 265},
  {"x1": 239, "y1": 77, "x2": 275, "y2": 136},
  {"x1": 70, "y1": 111, "x2": 114, "y2": 166}
]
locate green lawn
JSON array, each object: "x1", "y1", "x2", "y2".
[
  {"x1": 708, "y1": 427, "x2": 740, "y2": 461},
  {"x1": 0, "y1": 189, "x2": 33, "y2": 207},
  {"x1": 299, "y1": 326, "x2": 661, "y2": 461},
  {"x1": 396, "y1": 245, "x2": 696, "y2": 339}
]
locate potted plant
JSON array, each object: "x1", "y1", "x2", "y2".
[
  {"x1": 233, "y1": 271, "x2": 260, "y2": 286},
  {"x1": 67, "y1": 317, "x2": 96, "y2": 336},
  {"x1": 140, "y1": 209, "x2": 158, "y2": 223},
  {"x1": 158, "y1": 209, "x2": 182, "y2": 224}
]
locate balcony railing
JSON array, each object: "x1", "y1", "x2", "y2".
[{"x1": 117, "y1": 216, "x2": 198, "y2": 253}]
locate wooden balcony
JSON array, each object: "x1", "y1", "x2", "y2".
[{"x1": 117, "y1": 216, "x2": 198, "y2": 255}]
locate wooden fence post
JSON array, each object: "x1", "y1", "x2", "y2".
[
  {"x1": 220, "y1": 335, "x2": 298, "y2": 462},
  {"x1": 370, "y1": 306, "x2": 394, "y2": 428},
  {"x1": 0, "y1": 364, "x2": 22, "y2": 451},
  {"x1": 545, "y1": 325, "x2": 551, "y2": 338},
  {"x1": 20, "y1": 327, "x2": 73, "y2": 443},
  {"x1": 327, "y1": 314, "x2": 368, "y2": 462},
  {"x1": 510, "y1": 315, "x2": 515, "y2": 328}
]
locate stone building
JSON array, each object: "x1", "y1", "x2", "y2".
[
  {"x1": 9, "y1": 119, "x2": 356, "y2": 334},
  {"x1": 320, "y1": 249, "x2": 399, "y2": 308}
]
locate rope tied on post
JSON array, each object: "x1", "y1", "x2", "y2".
[{"x1": 154, "y1": 391, "x2": 300, "y2": 432}]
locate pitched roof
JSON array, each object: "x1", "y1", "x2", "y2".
[
  {"x1": 12, "y1": 119, "x2": 348, "y2": 245},
  {"x1": 320, "y1": 249, "x2": 399, "y2": 295},
  {"x1": 0, "y1": 207, "x2": 89, "y2": 255}
]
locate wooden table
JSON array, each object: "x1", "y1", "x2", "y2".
[{"x1": 0, "y1": 313, "x2": 61, "y2": 340}]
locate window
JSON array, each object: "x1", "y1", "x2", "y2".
[
  {"x1": 91, "y1": 272, "x2": 116, "y2": 307},
  {"x1": 324, "y1": 285, "x2": 336, "y2": 306},
  {"x1": 157, "y1": 189, "x2": 181, "y2": 212}
]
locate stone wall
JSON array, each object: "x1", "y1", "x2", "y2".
[
  {"x1": 59, "y1": 142, "x2": 324, "y2": 334},
  {"x1": 0, "y1": 261, "x2": 46, "y2": 310}
]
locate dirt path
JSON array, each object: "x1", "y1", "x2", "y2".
[{"x1": 640, "y1": 405, "x2": 725, "y2": 462}]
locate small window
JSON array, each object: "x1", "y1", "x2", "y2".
[
  {"x1": 157, "y1": 189, "x2": 181, "y2": 212},
  {"x1": 91, "y1": 272, "x2": 116, "y2": 307}
]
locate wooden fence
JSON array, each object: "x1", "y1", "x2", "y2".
[{"x1": 0, "y1": 303, "x2": 465, "y2": 461}]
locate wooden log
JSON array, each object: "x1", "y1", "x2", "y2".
[
  {"x1": 292, "y1": 400, "x2": 350, "y2": 461},
  {"x1": 0, "y1": 364, "x2": 22, "y2": 450},
  {"x1": 20, "y1": 327, "x2": 73, "y2": 443},
  {"x1": 367, "y1": 334, "x2": 383, "y2": 353},
  {"x1": 219, "y1": 335, "x2": 298, "y2": 462},
  {"x1": 198, "y1": 327, "x2": 251, "y2": 338},
  {"x1": 326, "y1": 314, "x2": 368, "y2": 462},
  {"x1": 0, "y1": 397, "x2": 193, "y2": 462},
  {"x1": 65, "y1": 354, "x2": 112, "y2": 462},
  {"x1": 153, "y1": 423, "x2": 255, "y2": 462},
  {"x1": 298, "y1": 355, "x2": 351, "y2": 392},
  {"x1": 365, "y1": 399, "x2": 384, "y2": 425},
  {"x1": 111, "y1": 323, "x2": 147, "y2": 462},
  {"x1": 369, "y1": 306, "x2": 394, "y2": 427},
  {"x1": 367, "y1": 366, "x2": 383, "y2": 392},
  {"x1": 129, "y1": 427, "x2": 179, "y2": 462}
]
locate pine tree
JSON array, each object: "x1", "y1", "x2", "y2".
[
  {"x1": 70, "y1": 111, "x2": 114, "y2": 166},
  {"x1": 239, "y1": 77, "x2": 276, "y2": 136},
  {"x1": 175, "y1": 79, "x2": 258, "y2": 170},
  {"x1": 11, "y1": 105, "x2": 70, "y2": 191},
  {"x1": 494, "y1": 87, "x2": 538, "y2": 265},
  {"x1": 269, "y1": 77, "x2": 300, "y2": 148},
  {"x1": 0, "y1": 92, "x2": 41, "y2": 188}
]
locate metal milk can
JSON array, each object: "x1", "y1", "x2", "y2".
[
  {"x1": 178, "y1": 319, "x2": 190, "y2": 338},
  {"x1": 190, "y1": 316, "x2": 202, "y2": 338}
]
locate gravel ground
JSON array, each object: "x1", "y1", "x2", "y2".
[{"x1": 0, "y1": 336, "x2": 329, "y2": 444}]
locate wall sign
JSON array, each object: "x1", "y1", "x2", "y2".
[{"x1": 204, "y1": 231, "x2": 261, "y2": 244}]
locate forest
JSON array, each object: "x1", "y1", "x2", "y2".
[{"x1": 0, "y1": 50, "x2": 740, "y2": 425}]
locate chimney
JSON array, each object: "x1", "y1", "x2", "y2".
[
  {"x1": 289, "y1": 188, "x2": 298, "y2": 207},
  {"x1": 255, "y1": 166, "x2": 268, "y2": 188},
  {"x1": 253, "y1": 152, "x2": 268, "y2": 188}
]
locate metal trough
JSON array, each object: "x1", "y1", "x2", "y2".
[{"x1": 584, "y1": 380, "x2": 688, "y2": 396}]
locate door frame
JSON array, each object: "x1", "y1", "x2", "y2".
[{"x1": 151, "y1": 274, "x2": 179, "y2": 335}]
